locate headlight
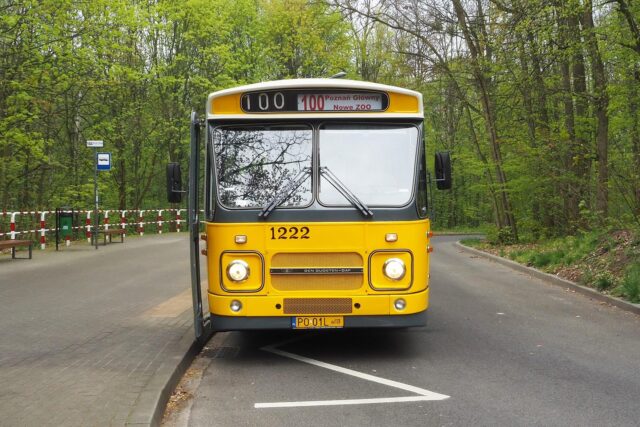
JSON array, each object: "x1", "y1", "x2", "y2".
[
  {"x1": 383, "y1": 258, "x2": 406, "y2": 280},
  {"x1": 227, "y1": 260, "x2": 250, "y2": 282}
]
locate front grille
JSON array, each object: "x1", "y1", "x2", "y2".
[
  {"x1": 271, "y1": 252, "x2": 363, "y2": 291},
  {"x1": 283, "y1": 298, "x2": 353, "y2": 314}
]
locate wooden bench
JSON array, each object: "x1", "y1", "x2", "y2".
[
  {"x1": 98, "y1": 229, "x2": 125, "y2": 245},
  {"x1": 0, "y1": 240, "x2": 33, "y2": 259}
]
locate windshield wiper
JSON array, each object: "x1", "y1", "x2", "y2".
[
  {"x1": 259, "y1": 167, "x2": 311, "y2": 219},
  {"x1": 320, "y1": 167, "x2": 373, "y2": 218}
]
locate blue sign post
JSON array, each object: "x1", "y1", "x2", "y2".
[{"x1": 87, "y1": 140, "x2": 107, "y2": 250}]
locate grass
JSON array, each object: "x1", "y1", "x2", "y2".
[
  {"x1": 620, "y1": 263, "x2": 640, "y2": 303},
  {"x1": 502, "y1": 231, "x2": 602, "y2": 271},
  {"x1": 460, "y1": 237, "x2": 484, "y2": 246}
]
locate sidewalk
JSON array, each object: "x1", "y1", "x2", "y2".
[{"x1": 0, "y1": 234, "x2": 200, "y2": 426}]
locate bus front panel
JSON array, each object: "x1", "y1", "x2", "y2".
[{"x1": 204, "y1": 219, "x2": 431, "y2": 329}]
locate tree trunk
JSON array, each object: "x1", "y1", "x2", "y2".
[
  {"x1": 527, "y1": 29, "x2": 556, "y2": 230},
  {"x1": 556, "y1": 7, "x2": 584, "y2": 229},
  {"x1": 516, "y1": 33, "x2": 542, "y2": 223},
  {"x1": 581, "y1": 0, "x2": 609, "y2": 219},
  {"x1": 569, "y1": 12, "x2": 591, "y2": 224},
  {"x1": 464, "y1": 104, "x2": 503, "y2": 230},
  {"x1": 631, "y1": 69, "x2": 640, "y2": 216},
  {"x1": 452, "y1": 0, "x2": 518, "y2": 240}
]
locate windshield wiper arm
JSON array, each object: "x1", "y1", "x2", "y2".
[
  {"x1": 259, "y1": 167, "x2": 311, "y2": 219},
  {"x1": 320, "y1": 167, "x2": 373, "y2": 218}
]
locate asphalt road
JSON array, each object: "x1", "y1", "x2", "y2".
[
  {"x1": 0, "y1": 234, "x2": 194, "y2": 426},
  {"x1": 166, "y1": 236, "x2": 640, "y2": 427}
]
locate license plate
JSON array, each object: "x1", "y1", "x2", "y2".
[{"x1": 292, "y1": 316, "x2": 344, "y2": 329}]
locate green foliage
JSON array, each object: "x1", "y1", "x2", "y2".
[
  {"x1": 621, "y1": 263, "x2": 640, "y2": 303},
  {"x1": 595, "y1": 273, "x2": 615, "y2": 291},
  {"x1": 261, "y1": 0, "x2": 351, "y2": 79},
  {"x1": 486, "y1": 226, "x2": 517, "y2": 245},
  {"x1": 0, "y1": 0, "x2": 352, "y2": 210},
  {"x1": 2, "y1": 0, "x2": 640, "y2": 256},
  {"x1": 498, "y1": 230, "x2": 602, "y2": 270},
  {"x1": 459, "y1": 238, "x2": 483, "y2": 246}
]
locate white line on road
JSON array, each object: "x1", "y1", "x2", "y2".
[
  {"x1": 255, "y1": 395, "x2": 441, "y2": 409},
  {"x1": 255, "y1": 340, "x2": 449, "y2": 408}
]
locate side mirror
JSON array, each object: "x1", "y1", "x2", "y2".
[
  {"x1": 435, "y1": 151, "x2": 452, "y2": 190},
  {"x1": 167, "y1": 162, "x2": 183, "y2": 203}
]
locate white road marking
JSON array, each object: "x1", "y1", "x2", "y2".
[
  {"x1": 255, "y1": 396, "x2": 440, "y2": 409},
  {"x1": 263, "y1": 345, "x2": 448, "y2": 398},
  {"x1": 255, "y1": 339, "x2": 449, "y2": 408}
]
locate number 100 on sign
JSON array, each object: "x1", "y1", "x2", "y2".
[{"x1": 298, "y1": 93, "x2": 382, "y2": 111}]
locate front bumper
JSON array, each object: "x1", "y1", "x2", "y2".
[{"x1": 209, "y1": 310, "x2": 427, "y2": 331}]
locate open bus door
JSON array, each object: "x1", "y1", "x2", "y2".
[{"x1": 167, "y1": 112, "x2": 212, "y2": 343}]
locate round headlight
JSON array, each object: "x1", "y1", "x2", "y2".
[
  {"x1": 227, "y1": 260, "x2": 250, "y2": 282},
  {"x1": 383, "y1": 258, "x2": 406, "y2": 281}
]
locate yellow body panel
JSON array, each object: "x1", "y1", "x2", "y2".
[
  {"x1": 387, "y1": 92, "x2": 420, "y2": 113},
  {"x1": 205, "y1": 220, "x2": 431, "y2": 318},
  {"x1": 211, "y1": 93, "x2": 242, "y2": 115}
]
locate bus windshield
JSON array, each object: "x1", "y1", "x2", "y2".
[
  {"x1": 213, "y1": 125, "x2": 313, "y2": 209},
  {"x1": 212, "y1": 122, "x2": 418, "y2": 210},
  {"x1": 319, "y1": 124, "x2": 418, "y2": 207}
]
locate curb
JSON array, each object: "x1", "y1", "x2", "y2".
[
  {"x1": 454, "y1": 242, "x2": 640, "y2": 316},
  {"x1": 126, "y1": 325, "x2": 208, "y2": 426}
]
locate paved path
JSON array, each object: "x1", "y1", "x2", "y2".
[
  {"x1": 169, "y1": 236, "x2": 640, "y2": 427},
  {"x1": 0, "y1": 234, "x2": 195, "y2": 426}
]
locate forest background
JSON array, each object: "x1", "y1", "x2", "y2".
[{"x1": 2, "y1": 0, "x2": 640, "y2": 243}]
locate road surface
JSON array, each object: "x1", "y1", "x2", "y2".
[{"x1": 166, "y1": 236, "x2": 640, "y2": 427}]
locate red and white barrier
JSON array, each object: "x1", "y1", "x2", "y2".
[
  {"x1": 40, "y1": 212, "x2": 47, "y2": 249},
  {"x1": 2, "y1": 208, "x2": 188, "y2": 250},
  {"x1": 121, "y1": 210, "x2": 127, "y2": 236},
  {"x1": 10, "y1": 212, "x2": 17, "y2": 240},
  {"x1": 157, "y1": 210, "x2": 164, "y2": 234},
  {"x1": 138, "y1": 210, "x2": 145, "y2": 236},
  {"x1": 176, "y1": 209, "x2": 183, "y2": 233},
  {"x1": 85, "y1": 211, "x2": 92, "y2": 243}
]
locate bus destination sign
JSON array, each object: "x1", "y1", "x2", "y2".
[
  {"x1": 241, "y1": 90, "x2": 388, "y2": 113},
  {"x1": 297, "y1": 93, "x2": 382, "y2": 111}
]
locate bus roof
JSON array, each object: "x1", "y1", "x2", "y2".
[{"x1": 207, "y1": 78, "x2": 423, "y2": 120}]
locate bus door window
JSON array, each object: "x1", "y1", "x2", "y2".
[{"x1": 417, "y1": 144, "x2": 428, "y2": 218}]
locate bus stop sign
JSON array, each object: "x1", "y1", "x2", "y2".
[{"x1": 97, "y1": 152, "x2": 111, "y2": 171}]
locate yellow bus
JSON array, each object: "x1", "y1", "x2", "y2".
[{"x1": 167, "y1": 78, "x2": 451, "y2": 339}]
